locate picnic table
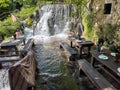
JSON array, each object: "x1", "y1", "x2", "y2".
[
  {"x1": 74, "y1": 39, "x2": 94, "y2": 58},
  {"x1": 91, "y1": 50, "x2": 120, "y2": 85},
  {"x1": 67, "y1": 36, "x2": 94, "y2": 58},
  {"x1": 0, "y1": 39, "x2": 22, "y2": 56}
]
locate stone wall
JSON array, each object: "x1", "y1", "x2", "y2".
[{"x1": 87, "y1": 0, "x2": 120, "y2": 51}]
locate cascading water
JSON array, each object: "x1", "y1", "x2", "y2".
[
  {"x1": 33, "y1": 4, "x2": 80, "y2": 90},
  {"x1": 34, "y1": 4, "x2": 74, "y2": 77},
  {"x1": 34, "y1": 4, "x2": 75, "y2": 44}
]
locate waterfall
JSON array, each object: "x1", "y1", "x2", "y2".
[{"x1": 34, "y1": 4, "x2": 76, "y2": 44}]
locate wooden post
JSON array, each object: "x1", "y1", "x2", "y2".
[{"x1": 0, "y1": 62, "x2": 2, "y2": 69}]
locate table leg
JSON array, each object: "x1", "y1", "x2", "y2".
[
  {"x1": 79, "y1": 46, "x2": 83, "y2": 58},
  {"x1": 87, "y1": 46, "x2": 91, "y2": 57},
  {"x1": 70, "y1": 41, "x2": 73, "y2": 47},
  {"x1": 91, "y1": 56, "x2": 95, "y2": 67},
  {"x1": 15, "y1": 47, "x2": 19, "y2": 55},
  {"x1": 0, "y1": 62, "x2": 2, "y2": 69}
]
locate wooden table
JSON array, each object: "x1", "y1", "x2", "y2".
[
  {"x1": 74, "y1": 40, "x2": 94, "y2": 57},
  {"x1": 91, "y1": 50, "x2": 120, "y2": 85},
  {"x1": 0, "y1": 39, "x2": 22, "y2": 56}
]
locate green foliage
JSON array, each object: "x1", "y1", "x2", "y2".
[
  {"x1": 0, "y1": 25, "x2": 7, "y2": 35},
  {"x1": 59, "y1": 61, "x2": 69, "y2": 75},
  {"x1": 15, "y1": 6, "x2": 37, "y2": 20},
  {"x1": 25, "y1": 17, "x2": 33, "y2": 27},
  {"x1": 17, "y1": 0, "x2": 37, "y2": 6},
  {"x1": 96, "y1": 23, "x2": 119, "y2": 47},
  {"x1": 0, "y1": 16, "x2": 20, "y2": 37},
  {"x1": 54, "y1": 76, "x2": 79, "y2": 90},
  {"x1": 71, "y1": 0, "x2": 88, "y2": 10},
  {"x1": 0, "y1": 0, "x2": 13, "y2": 15},
  {"x1": 81, "y1": 11, "x2": 93, "y2": 40},
  {"x1": 0, "y1": 6, "x2": 37, "y2": 37},
  {"x1": 0, "y1": 0, "x2": 10, "y2": 8}
]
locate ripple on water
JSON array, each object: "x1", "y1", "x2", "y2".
[{"x1": 34, "y1": 42, "x2": 65, "y2": 79}]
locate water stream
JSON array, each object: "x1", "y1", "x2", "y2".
[{"x1": 32, "y1": 4, "x2": 80, "y2": 90}]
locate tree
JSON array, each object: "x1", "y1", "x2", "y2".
[
  {"x1": 17, "y1": 0, "x2": 37, "y2": 6},
  {"x1": 0, "y1": 0, "x2": 10, "y2": 8},
  {"x1": 0, "y1": 0, "x2": 11, "y2": 13}
]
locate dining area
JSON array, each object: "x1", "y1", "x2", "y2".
[
  {"x1": 67, "y1": 34, "x2": 120, "y2": 88},
  {"x1": 0, "y1": 36, "x2": 25, "y2": 56},
  {"x1": 67, "y1": 36, "x2": 94, "y2": 58},
  {"x1": 0, "y1": 36, "x2": 25, "y2": 69},
  {"x1": 90, "y1": 49, "x2": 120, "y2": 85}
]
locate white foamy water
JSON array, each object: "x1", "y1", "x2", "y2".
[
  {"x1": 33, "y1": 4, "x2": 75, "y2": 43},
  {"x1": 24, "y1": 27, "x2": 33, "y2": 39},
  {"x1": 33, "y1": 4, "x2": 75, "y2": 79},
  {"x1": 36, "y1": 11, "x2": 53, "y2": 36},
  {"x1": 1, "y1": 87, "x2": 10, "y2": 90},
  {"x1": 33, "y1": 33, "x2": 68, "y2": 44},
  {"x1": 0, "y1": 70, "x2": 10, "y2": 90}
]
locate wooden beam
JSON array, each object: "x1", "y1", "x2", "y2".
[{"x1": 0, "y1": 56, "x2": 20, "y2": 62}]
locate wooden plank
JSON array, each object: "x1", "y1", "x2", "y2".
[
  {"x1": 0, "y1": 49, "x2": 9, "y2": 56},
  {"x1": 0, "y1": 49, "x2": 8, "y2": 52},
  {"x1": 0, "y1": 56, "x2": 20, "y2": 62},
  {"x1": 0, "y1": 40, "x2": 22, "y2": 47},
  {"x1": 91, "y1": 51, "x2": 120, "y2": 77},
  {"x1": 60, "y1": 41, "x2": 77, "y2": 61},
  {"x1": 77, "y1": 59, "x2": 116, "y2": 90},
  {"x1": 0, "y1": 48, "x2": 20, "y2": 57},
  {"x1": 60, "y1": 41, "x2": 77, "y2": 55}
]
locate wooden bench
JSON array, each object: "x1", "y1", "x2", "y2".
[
  {"x1": 60, "y1": 41, "x2": 77, "y2": 61},
  {"x1": 77, "y1": 59, "x2": 116, "y2": 90},
  {"x1": 0, "y1": 49, "x2": 9, "y2": 56},
  {"x1": 0, "y1": 56, "x2": 20, "y2": 68},
  {"x1": 0, "y1": 48, "x2": 21, "y2": 57}
]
